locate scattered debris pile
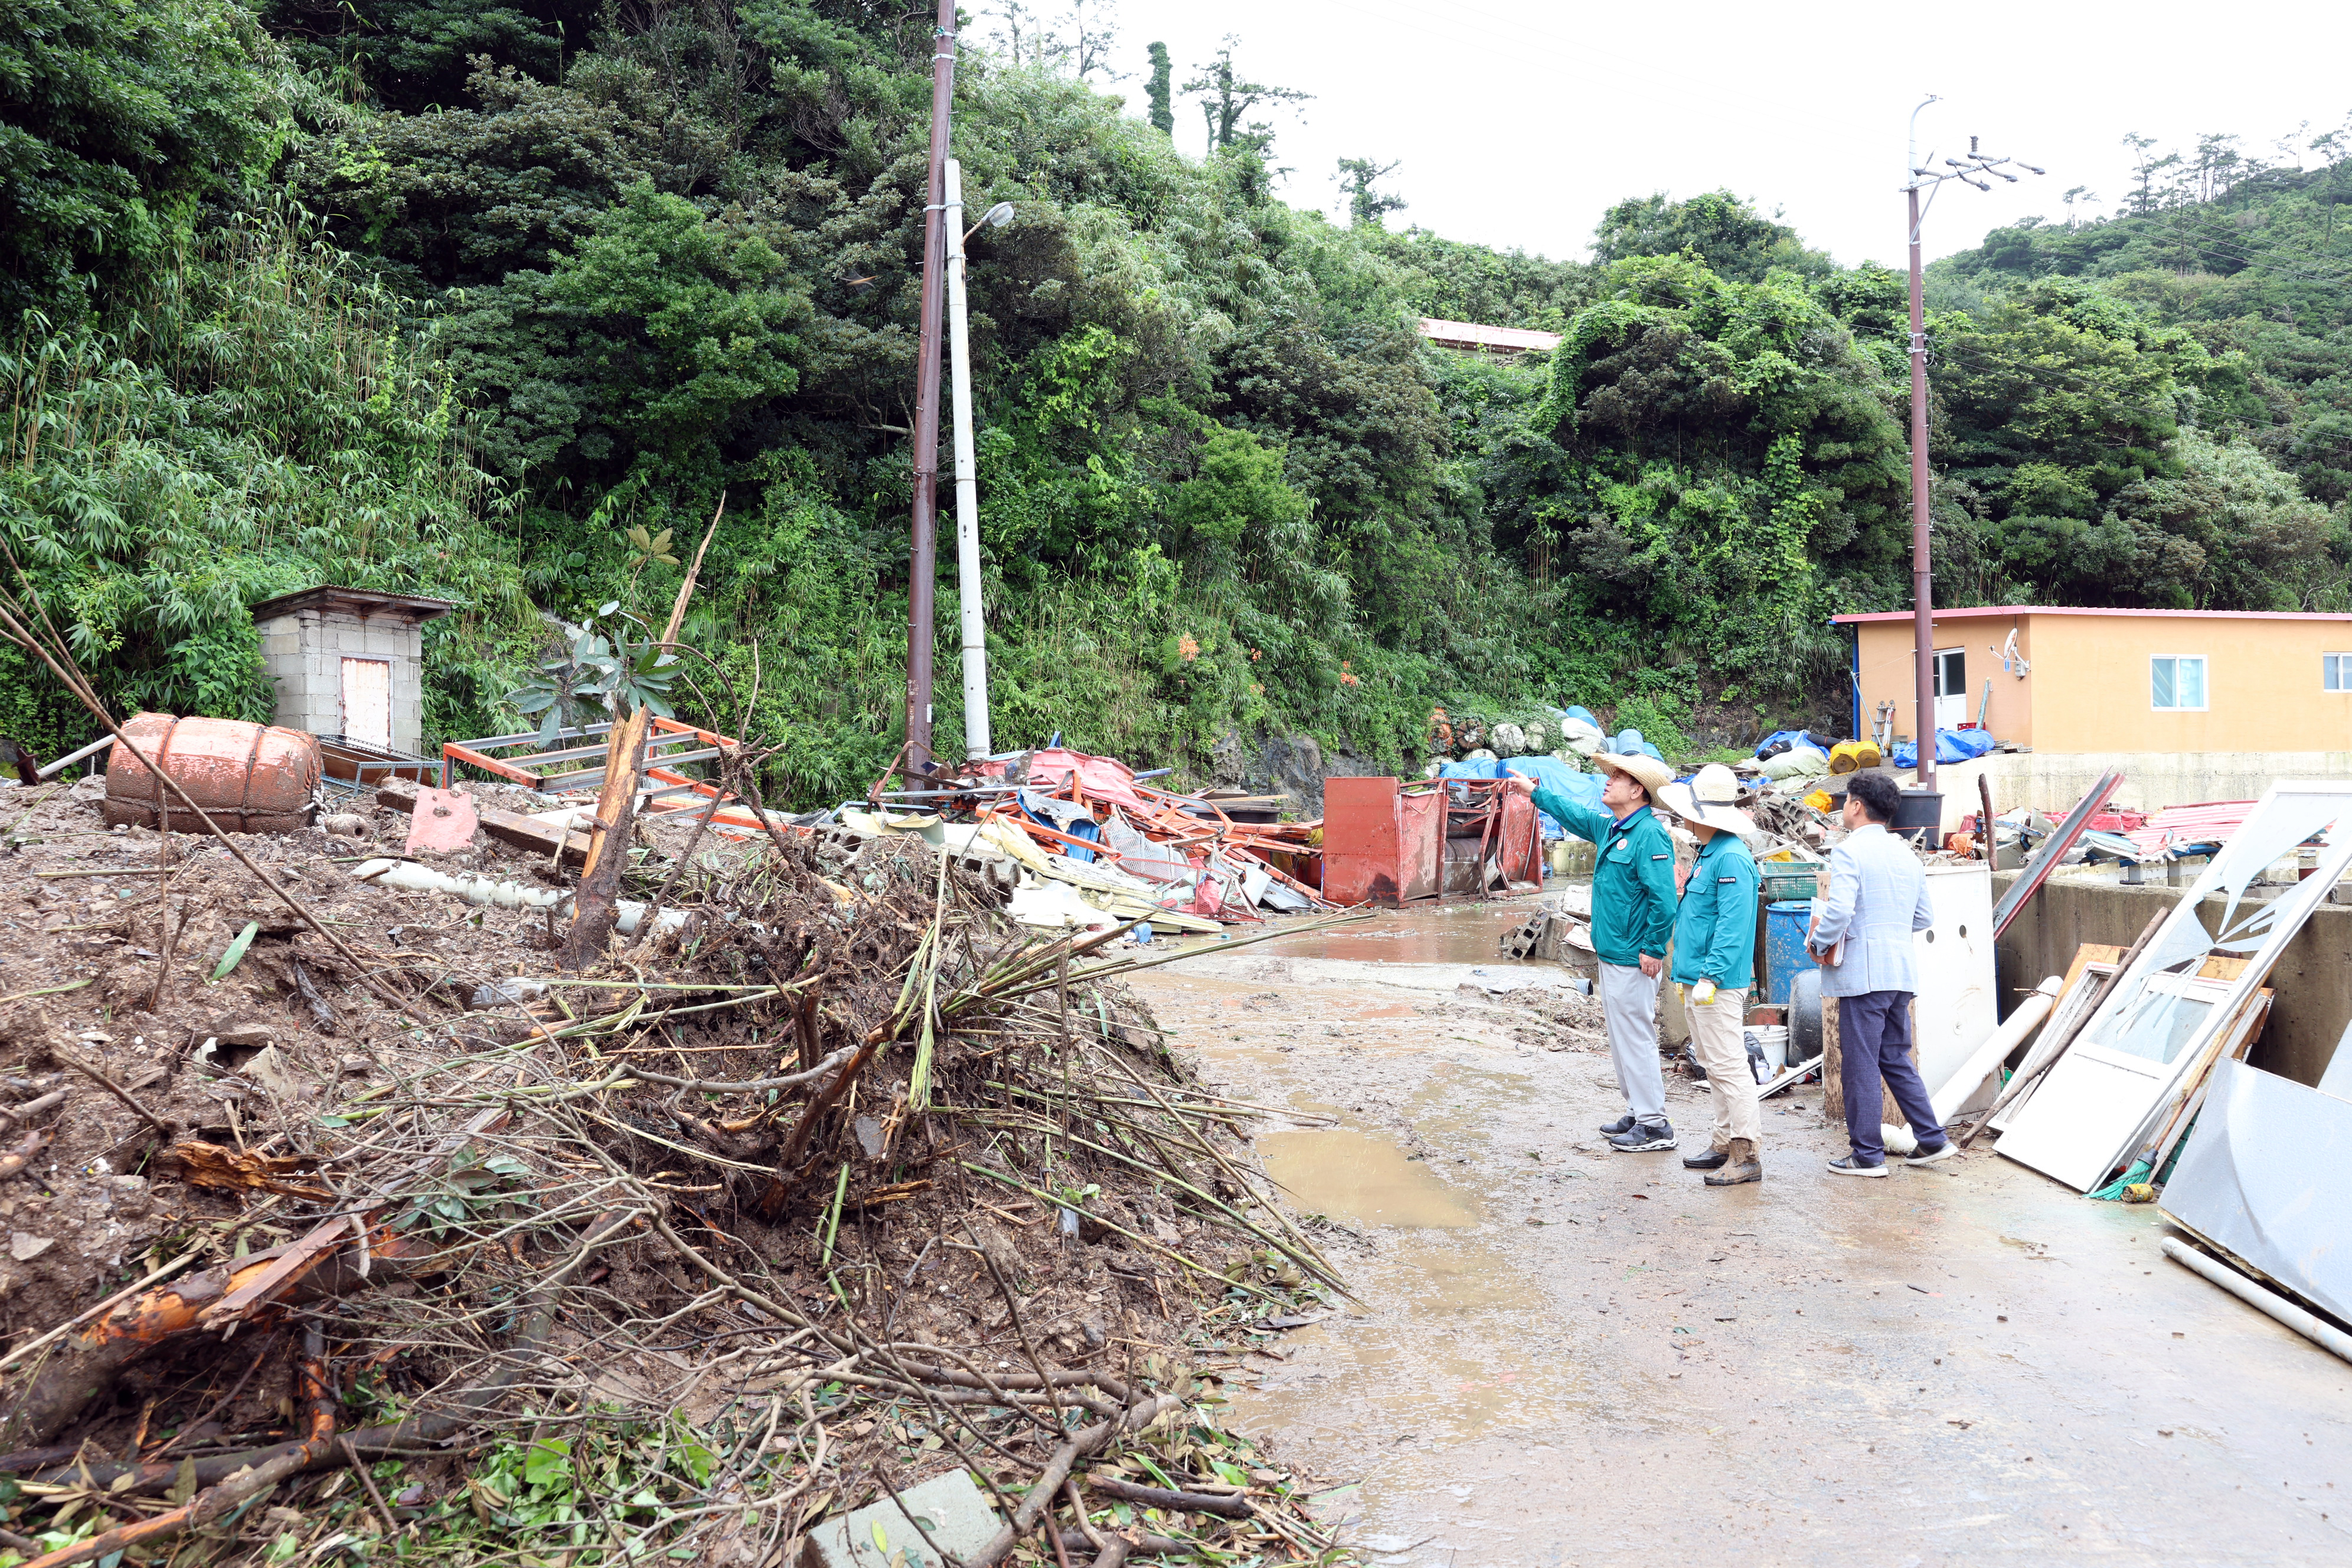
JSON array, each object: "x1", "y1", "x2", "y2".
[{"x1": 0, "y1": 775, "x2": 1360, "y2": 1567}]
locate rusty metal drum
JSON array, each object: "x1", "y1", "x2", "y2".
[{"x1": 102, "y1": 714, "x2": 322, "y2": 834}]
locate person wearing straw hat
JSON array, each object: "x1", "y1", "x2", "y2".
[
  {"x1": 1657, "y1": 763, "x2": 1764, "y2": 1186},
  {"x1": 1506, "y1": 750, "x2": 1681, "y2": 1152}
]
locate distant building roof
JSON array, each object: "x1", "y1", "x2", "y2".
[
  {"x1": 1416, "y1": 316, "x2": 1563, "y2": 354},
  {"x1": 1831, "y1": 604, "x2": 2352, "y2": 625},
  {"x1": 249, "y1": 586, "x2": 458, "y2": 622}
]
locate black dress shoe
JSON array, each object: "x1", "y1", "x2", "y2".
[{"x1": 1683, "y1": 1145, "x2": 1729, "y2": 1170}]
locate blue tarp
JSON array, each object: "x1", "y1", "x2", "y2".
[
  {"x1": 1755, "y1": 728, "x2": 1812, "y2": 759},
  {"x1": 1889, "y1": 728, "x2": 2000, "y2": 769},
  {"x1": 1016, "y1": 789, "x2": 1100, "y2": 861},
  {"x1": 1439, "y1": 756, "x2": 1608, "y2": 841}
]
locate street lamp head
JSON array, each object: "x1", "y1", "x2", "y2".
[{"x1": 979, "y1": 202, "x2": 1015, "y2": 228}]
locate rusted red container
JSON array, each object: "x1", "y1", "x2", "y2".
[{"x1": 103, "y1": 714, "x2": 322, "y2": 834}]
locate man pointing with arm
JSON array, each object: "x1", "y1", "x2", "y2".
[{"x1": 1508, "y1": 752, "x2": 1681, "y2": 1152}]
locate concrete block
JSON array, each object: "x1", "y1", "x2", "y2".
[{"x1": 800, "y1": 1470, "x2": 998, "y2": 1568}]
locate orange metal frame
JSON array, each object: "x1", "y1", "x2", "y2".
[{"x1": 442, "y1": 716, "x2": 773, "y2": 836}]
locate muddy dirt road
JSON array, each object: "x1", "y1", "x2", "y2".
[{"x1": 1131, "y1": 897, "x2": 2352, "y2": 1567}]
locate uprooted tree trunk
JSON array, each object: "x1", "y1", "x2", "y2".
[{"x1": 558, "y1": 713, "x2": 649, "y2": 971}]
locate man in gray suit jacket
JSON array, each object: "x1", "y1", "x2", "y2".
[{"x1": 1808, "y1": 772, "x2": 1955, "y2": 1175}]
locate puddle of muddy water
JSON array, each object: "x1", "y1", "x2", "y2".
[
  {"x1": 1259, "y1": 1128, "x2": 1480, "y2": 1229},
  {"x1": 1250, "y1": 892, "x2": 1576, "y2": 966}
]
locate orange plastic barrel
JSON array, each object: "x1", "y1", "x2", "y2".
[{"x1": 103, "y1": 714, "x2": 323, "y2": 834}]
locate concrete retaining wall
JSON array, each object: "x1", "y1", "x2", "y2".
[
  {"x1": 1972, "y1": 752, "x2": 2352, "y2": 816},
  {"x1": 1992, "y1": 869, "x2": 2351, "y2": 1088}
]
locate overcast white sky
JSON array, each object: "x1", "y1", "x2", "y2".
[{"x1": 1047, "y1": 0, "x2": 2351, "y2": 269}]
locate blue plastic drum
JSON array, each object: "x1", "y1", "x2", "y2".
[{"x1": 1763, "y1": 899, "x2": 1818, "y2": 1006}]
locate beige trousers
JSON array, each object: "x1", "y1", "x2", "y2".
[{"x1": 1686, "y1": 987, "x2": 1760, "y2": 1152}]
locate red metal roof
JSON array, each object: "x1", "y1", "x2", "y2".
[
  {"x1": 1832, "y1": 605, "x2": 2352, "y2": 625},
  {"x1": 1416, "y1": 317, "x2": 1563, "y2": 353},
  {"x1": 2126, "y1": 801, "x2": 2257, "y2": 857}
]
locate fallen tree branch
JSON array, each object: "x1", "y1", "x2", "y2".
[
  {"x1": 14, "y1": 1327, "x2": 335, "y2": 1568},
  {"x1": 962, "y1": 1394, "x2": 1183, "y2": 1568},
  {"x1": 1084, "y1": 1475, "x2": 1253, "y2": 1519}
]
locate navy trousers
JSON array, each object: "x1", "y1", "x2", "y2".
[{"x1": 1837, "y1": 989, "x2": 1945, "y2": 1165}]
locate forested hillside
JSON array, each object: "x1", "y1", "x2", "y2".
[{"x1": 4, "y1": 1, "x2": 2347, "y2": 804}]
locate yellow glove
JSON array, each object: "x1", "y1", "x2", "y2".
[{"x1": 1691, "y1": 979, "x2": 1718, "y2": 1007}]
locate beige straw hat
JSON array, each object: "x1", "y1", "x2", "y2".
[
  {"x1": 1657, "y1": 763, "x2": 1759, "y2": 837},
  {"x1": 1592, "y1": 751, "x2": 1674, "y2": 799}
]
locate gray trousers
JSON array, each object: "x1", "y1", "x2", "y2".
[{"x1": 1598, "y1": 961, "x2": 1667, "y2": 1123}]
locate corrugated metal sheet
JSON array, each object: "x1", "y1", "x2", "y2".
[{"x1": 2126, "y1": 801, "x2": 2257, "y2": 858}]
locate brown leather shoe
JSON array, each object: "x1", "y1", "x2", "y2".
[{"x1": 1704, "y1": 1137, "x2": 1762, "y2": 1186}]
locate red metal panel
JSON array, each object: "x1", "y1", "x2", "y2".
[
  {"x1": 1324, "y1": 776, "x2": 1401, "y2": 906},
  {"x1": 1398, "y1": 788, "x2": 1443, "y2": 902},
  {"x1": 1498, "y1": 789, "x2": 1542, "y2": 884}
]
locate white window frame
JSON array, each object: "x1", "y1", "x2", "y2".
[
  {"x1": 2325, "y1": 652, "x2": 2352, "y2": 692},
  {"x1": 2150, "y1": 654, "x2": 2207, "y2": 713}
]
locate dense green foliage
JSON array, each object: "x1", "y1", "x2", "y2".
[
  {"x1": 3, "y1": 0, "x2": 2347, "y2": 796},
  {"x1": 1930, "y1": 125, "x2": 2352, "y2": 601}
]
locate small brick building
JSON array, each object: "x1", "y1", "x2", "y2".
[{"x1": 249, "y1": 586, "x2": 453, "y2": 756}]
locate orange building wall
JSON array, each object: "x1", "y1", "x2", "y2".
[
  {"x1": 1853, "y1": 613, "x2": 2034, "y2": 748},
  {"x1": 1853, "y1": 612, "x2": 2352, "y2": 753}
]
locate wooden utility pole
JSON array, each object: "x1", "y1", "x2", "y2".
[{"x1": 903, "y1": 0, "x2": 960, "y2": 780}]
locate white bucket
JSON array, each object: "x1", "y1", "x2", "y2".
[{"x1": 1749, "y1": 1024, "x2": 1791, "y2": 1071}]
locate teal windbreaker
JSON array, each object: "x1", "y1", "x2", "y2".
[
  {"x1": 1669, "y1": 830, "x2": 1757, "y2": 989},
  {"x1": 1531, "y1": 790, "x2": 1677, "y2": 967}
]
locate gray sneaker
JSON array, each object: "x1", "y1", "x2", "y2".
[
  {"x1": 1599, "y1": 1113, "x2": 1636, "y2": 1137},
  {"x1": 1906, "y1": 1139, "x2": 1956, "y2": 1166},
  {"x1": 1609, "y1": 1119, "x2": 1677, "y2": 1152}
]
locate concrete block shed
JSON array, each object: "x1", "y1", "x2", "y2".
[{"x1": 248, "y1": 586, "x2": 454, "y2": 756}]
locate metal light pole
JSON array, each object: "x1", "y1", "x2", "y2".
[
  {"x1": 943, "y1": 161, "x2": 1013, "y2": 761},
  {"x1": 1902, "y1": 98, "x2": 2042, "y2": 793},
  {"x1": 903, "y1": 0, "x2": 959, "y2": 780}
]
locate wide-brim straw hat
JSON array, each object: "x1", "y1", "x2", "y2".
[
  {"x1": 1658, "y1": 761, "x2": 1759, "y2": 837},
  {"x1": 1592, "y1": 751, "x2": 1675, "y2": 799}
]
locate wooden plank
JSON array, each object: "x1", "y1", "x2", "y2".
[{"x1": 377, "y1": 778, "x2": 590, "y2": 865}]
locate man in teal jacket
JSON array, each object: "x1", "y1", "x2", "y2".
[
  {"x1": 1658, "y1": 765, "x2": 1764, "y2": 1186},
  {"x1": 1508, "y1": 751, "x2": 1681, "y2": 1151}
]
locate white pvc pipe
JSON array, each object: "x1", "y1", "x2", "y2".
[
  {"x1": 352, "y1": 857, "x2": 704, "y2": 939},
  {"x1": 1929, "y1": 975, "x2": 2062, "y2": 1125},
  {"x1": 945, "y1": 158, "x2": 991, "y2": 761},
  {"x1": 354, "y1": 859, "x2": 566, "y2": 910},
  {"x1": 36, "y1": 735, "x2": 113, "y2": 778},
  {"x1": 2163, "y1": 1237, "x2": 2352, "y2": 1366}
]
